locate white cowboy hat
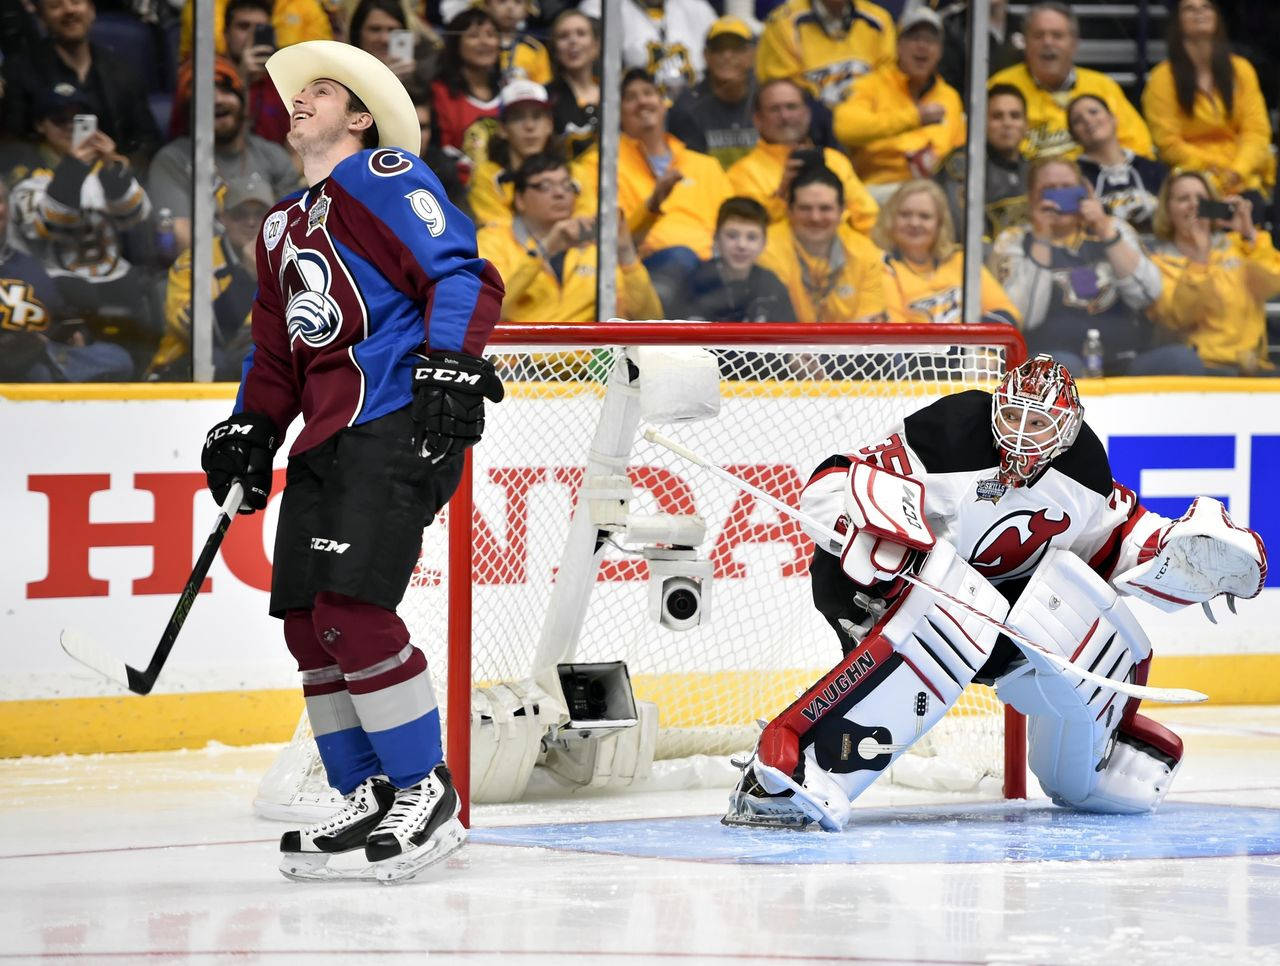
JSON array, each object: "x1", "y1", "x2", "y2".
[{"x1": 266, "y1": 40, "x2": 421, "y2": 154}]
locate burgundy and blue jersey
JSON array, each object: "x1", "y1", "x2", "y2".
[{"x1": 235, "y1": 147, "x2": 505, "y2": 454}]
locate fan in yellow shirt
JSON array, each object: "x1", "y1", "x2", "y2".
[
  {"x1": 476, "y1": 154, "x2": 664, "y2": 329},
  {"x1": 988, "y1": 4, "x2": 1152, "y2": 160},
  {"x1": 756, "y1": 0, "x2": 895, "y2": 108},
  {"x1": 834, "y1": 7, "x2": 966, "y2": 199},
  {"x1": 871, "y1": 180, "x2": 1018, "y2": 326},
  {"x1": 1146, "y1": 171, "x2": 1280, "y2": 375},
  {"x1": 728, "y1": 79, "x2": 878, "y2": 234},
  {"x1": 1141, "y1": 0, "x2": 1274, "y2": 198},
  {"x1": 488, "y1": 0, "x2": 552, "y2": 83},
  {"x1": 757, "y1": 166, "x2": 887, "y2": 322}
]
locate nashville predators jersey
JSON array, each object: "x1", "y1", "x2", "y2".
[{"x1": 756, "y1": 0, "x2": 895, "y2": 108}]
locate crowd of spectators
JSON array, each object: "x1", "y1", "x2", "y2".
[{"x1": 1, "y1": 0, "x2": 1279, "y2": 381}]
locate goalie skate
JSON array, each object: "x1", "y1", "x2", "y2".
[
  {"x1": 721, "y1": 758, "x2": 813, "y2": 830},
  {"x1": 365, "y1": 764, "x2": 468, "y2": 884},
  {"x1": 278, "y1": 775, "x2": 396, "y2": 882}
]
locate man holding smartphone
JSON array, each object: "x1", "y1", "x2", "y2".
[{"x1": 222, "y1": 0, "x2": 290, "y2": 143}]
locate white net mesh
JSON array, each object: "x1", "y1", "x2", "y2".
[{"x1": 402, "y1": 330, "x2": 1019, "y2": 792}]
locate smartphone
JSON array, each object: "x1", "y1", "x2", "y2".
[
  {"x1": 789, "y1": 147, "x2": 824, "y2": 170},
  {"x1": 1042, "y1": 185, "x2": 1087, "y2": 214},
  {"x1": 388, "y1": 28, "x2": 414, "y2": 63},
  {"x1": 71, "y1": 113, "x2": 97, "y2": 150},
  {"x1": 1197, "y1": 197, "x2": 1234, "y2": 221},
  {"x1": 252, "y1": 22, "x2": 276, "y2": 49}
]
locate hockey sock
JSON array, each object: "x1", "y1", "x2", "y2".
[
  {"x1": 284, "y1": 610, "x2": 379, "y2": 795},
  {"x1": 311, "y1": 592, "x2": 444, "y2": 788}
]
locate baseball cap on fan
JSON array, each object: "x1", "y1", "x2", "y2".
[
  {"x1": 31, "y1": 81, "x2": 93, "y2": 122},
  {"x1": 897, "y1": 5, "x2": 943, "y2": 35},
  {"x1": 223, "y1": 173, "x2": 275, "y2": 212},
  {"x1": 705, "y1": 15, "x2": 756, "y2": 47},
  {"x1": 499, "y1": 79, "x2": 550, "y2": 117}
]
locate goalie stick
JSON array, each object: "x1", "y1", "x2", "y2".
[
  {"x1": 642, "y1": 427, "x2": 1207, "y2": 705},
  {"x1": 60, "y1": 482, "x2": 244, "y2": 695}
]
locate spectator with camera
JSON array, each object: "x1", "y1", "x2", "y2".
[
  {"x1": 757, "y1": 164, "x2": 886, "y2": 323},
  {"x1": 833, "y1": 7, "x2": 966, "y2": 204},
  {"x1": 146, "y1": 175, "x2": 269, "y2": 381},
  {"x1": 1145, "y1": 172, "x2": 1280, "y2": 376},
  {"x1": 677, "y1": 197, "x2": 796, "y2": 323},
  {"x1": 220, "y1": 0, "x2": 291, "y2": 143},
  {"x1": 616, "y1": 68, "x2": 734, "y2": 312},
  {"x1": 988, "y1": 1, "x2": 1152, "y2": 161},
  {"x1": 874, "y1": 179, "x2": 1017, "y2": 326},
  {"x1": 349, "y1": 0, "x2": 438, "y2": 88},
  {"x1": 544, "y1": 9, "x2": 600, "y2": 161},
  {"x1": 149, "y1": 56, "x2": 303, "y2": 254},
  {"x1": 988, "y1": 158, "x2": 1203, "y2": 377},
  {"x1": 1142, "y1": 0, "x2": 1274, "y2": 223},
  {"x1": 935, "y1": 83, "x2": 1029, "y2": 245},
  {"x1": 7, "y1": 83, "x2": 158, "y2": 374},
  {"x1": 178, "y1": 0, "x2": 330, "y2": 61},
  {"x1": 2, "y1": 0, "x2": 161, "y2": 167},
  {"x1": 666, "y1": 16, "x2": 759, "y2": 171},
  {"x1": 0, "y1": 178, "x2": 134, "y2": 382},
  {"x1": 727, "y1": 78, "x2": 877, "y2": 235},
  {"x1": 477, "y1": 153, "x2": 662, "y2": 328},
  {"x1": 1068, "y1": 94, "x2": 1167, "y2": 237}
]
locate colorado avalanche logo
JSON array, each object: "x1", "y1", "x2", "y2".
[
  {"x1": 368, "y1": 149, "x2": 414, "y2": 178},
  {"x1": 969, "y1": 509, "x2": 1072, "y2": 581},
  {"x1": 279, "y1": 236, "x2": 342, "y2": 348}
]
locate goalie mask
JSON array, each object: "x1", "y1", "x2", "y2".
[{"x1": 991, "y1": 354, "x2": 1083, "y2": 486}]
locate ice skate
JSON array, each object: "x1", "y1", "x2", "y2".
[
  {"x1": 722, "y1": 757, "x2": 813, "y2": 829},
  {"x1": 364, "y1": 764, "x2": 468, "y2": 884},
  {"x1": 278, "y1": 775, "x2": 396, "y2": 882}
]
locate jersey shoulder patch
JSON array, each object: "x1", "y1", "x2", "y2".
[
  {"x1": 1043, "y1": 421, "x2": 1112, "y2": 497},
  {"x1": 903, "y1": 390, "x2": 999, "y2": 474}
]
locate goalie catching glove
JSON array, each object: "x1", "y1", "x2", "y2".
[
  {"x1": 411, "y1": 351, "x2": 505, "y2": 463},
  {"x1": 838, "y1": 458, "x2": 935, "y2": 593},
  {"x1": 1115, "y1": 497, "x2": 1267, "y2": 617},
  {"x1": 201, "y1": 412, "x2": 278, "y2": 513}
]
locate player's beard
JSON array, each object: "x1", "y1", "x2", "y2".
[{"x1": 288, "y1": 114, "x2": 353, "y2": 164}]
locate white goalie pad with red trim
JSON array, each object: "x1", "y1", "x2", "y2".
[
  {"x1": 749, "y1": 540, "x2": 1005, "y2": 830},
  {"x1": 1114, "y1": 497, "x2": 1267, "y2": 613},
  {"x1": 839, "y1": 458, "x2": 936, "y2": 587}
]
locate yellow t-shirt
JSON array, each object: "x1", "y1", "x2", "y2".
[
  {"x1": 500, "y1": 34, "x2": 552, "y2": 85},
  {"x1": 180, "y1": 0, "x2": 332, "y2": 58},
  {"x1": 758, "y1": 221, "x2": 886, "y2": 322},
  {"x1": 881, "y1": 249, "x2": 1019, "y2": 325}
]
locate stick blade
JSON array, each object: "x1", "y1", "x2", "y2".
[{"x1": 59, "y1": 628, "x2": 136, "y2": 692}]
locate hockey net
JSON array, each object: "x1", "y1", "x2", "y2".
[{"x1": 257, "y1": 323, "x2": 1027, "y2": 820}]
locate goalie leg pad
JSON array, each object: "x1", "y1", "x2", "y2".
[
  {"x1": 753, "y1": 541, "x2": 1007, "y2": 831},
  {"x1": 1075, "y1": 713, "x2": 1184, "y2": 814},
  {"x1": 996, "y1": 549, "x2": 1154, "y2": 807}
]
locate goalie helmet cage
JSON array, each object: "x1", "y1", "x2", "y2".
[{"x1": 424, "y1": 322, "x2": 1029, "y2": 825}]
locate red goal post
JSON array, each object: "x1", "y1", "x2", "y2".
[{"x1": 434, "y1": 322, "x2": 1029, "y2": 824}]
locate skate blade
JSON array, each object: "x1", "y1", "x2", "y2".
[
  {"x1": 279, "y1": 850, "x2": 377, "y2": 882},
  {"x1": 720, "y1": 809, "x2": 811, "y2": 830},
  {"x1": 373, "y1": 819, "x2": 468, "y2": 885}
]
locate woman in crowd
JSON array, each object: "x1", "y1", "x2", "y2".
[
  {"x1": 544, "y1": 9, "x2": 601, "y2": 160},
  {"x1": 348, "y1": 0, "x2": 439, "y2": 84},
  {"x1": 1146, "y1": 171, "x2": 1280, "y2": 376},
  {"x1": 431, "y1": 8, "x2": 504, "y2": 177},
  {"x1": 1068, "y1": 94, "x2": 1167, "y2": 237},
  {"x1": 873, "y1": 180, "x2": 1017, "y2": 326},
  {"x1": 988, "y1": 158, "x2": 1204, "y2": 376},
  {"x1": 1141, "y1": 0, "x2": 1274, "y2": 218}
]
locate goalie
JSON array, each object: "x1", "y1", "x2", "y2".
[{"x1": 726, "y1": 354, "x2": 1267, "y2": 830}]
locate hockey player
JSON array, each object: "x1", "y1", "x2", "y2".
[
  {"x1": 199, "y1": 41, "x2": 505, "y2": 880},
  {"x1": 726, "y1": 354, "x2": 1266, "y2": 830}
]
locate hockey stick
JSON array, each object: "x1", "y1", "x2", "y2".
[
  {"x1": 59, "y1": 482, "x2": 244, "y2": 695},
  {"x1": 642, "y1": 427, "x2": 1207, "y2": 705}
]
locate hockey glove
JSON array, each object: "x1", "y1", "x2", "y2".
[
  {"x1": 410, "y1": 351, "x2": 505, "y2": 462},
  {"x1": 201, "y1": 412, "x2": 278, "y2": 513}
]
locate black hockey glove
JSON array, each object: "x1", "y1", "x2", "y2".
[
  {"x1": 410, "y1": 351, "x2": 505, "y2": 462},
  {"x1": 201, "y1": 412, "x2": 278, "y2": 513}
]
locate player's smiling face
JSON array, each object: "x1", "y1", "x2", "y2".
[{"x1": 288, "y1": 79, "x2": 368, "y2": 154}]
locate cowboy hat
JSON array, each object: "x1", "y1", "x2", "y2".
[{"x1": 266, "y1": 40, "x2": 421, "y2": 154}]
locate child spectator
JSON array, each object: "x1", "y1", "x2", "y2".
[
  {"x1": 1141, "y1": 0, "x2": 1274, "y2": 221},
  {"x1": 988, "y1": 158, "x2": 1202, "y2": 377},
  {"x1": 666, "y1": 16, "x2": 759, "y2": 170},
  {"x1": 1146, "y1": 171, "x2": 1280, "y2": 376},
  {"x1": 487, "y1": 0, "x2": 551, "y2": 84},
  {"x1": 545, "y1": 9, "x2": 600, "y2": 160},
  {"x1": 728, "y1": 78, "x2": 877, "y2": 234},
  {"x1": 470, "y1": 80, "x2": 561, "y2": 228},
  {"x1": 431, "y1": 8, "x2": 503, "y2": 178},
  {"x1": 936, "y1": 83, "x2": 1028, "y2": 244},
  {"x1": 757, "y1": 164, "x2": 886, "y2": 322},
  {"x1": 833, "y1": 7, "x2": 965, "y2": 203},
  {"x1": 1068, "y1": 94, "x2": 1167, "y2": 237},
  {"x1": 678, "y1": 197, "x2": 796, "y2": 322},
  {"x1": 874, "y1": 179, "x2": 1017, "y2": 325}
]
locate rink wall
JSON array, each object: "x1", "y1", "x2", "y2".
[{"x1": 2, "y1": 377, "x2": 1279, "y2": 757}]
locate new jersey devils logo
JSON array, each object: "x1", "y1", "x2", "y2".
[
  {"x1": 970, "y1": 509, "x2": 1072, "y2": 581},
  {"x1": 279, "y1": 236, "x2": 342, "y2": 348}
]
